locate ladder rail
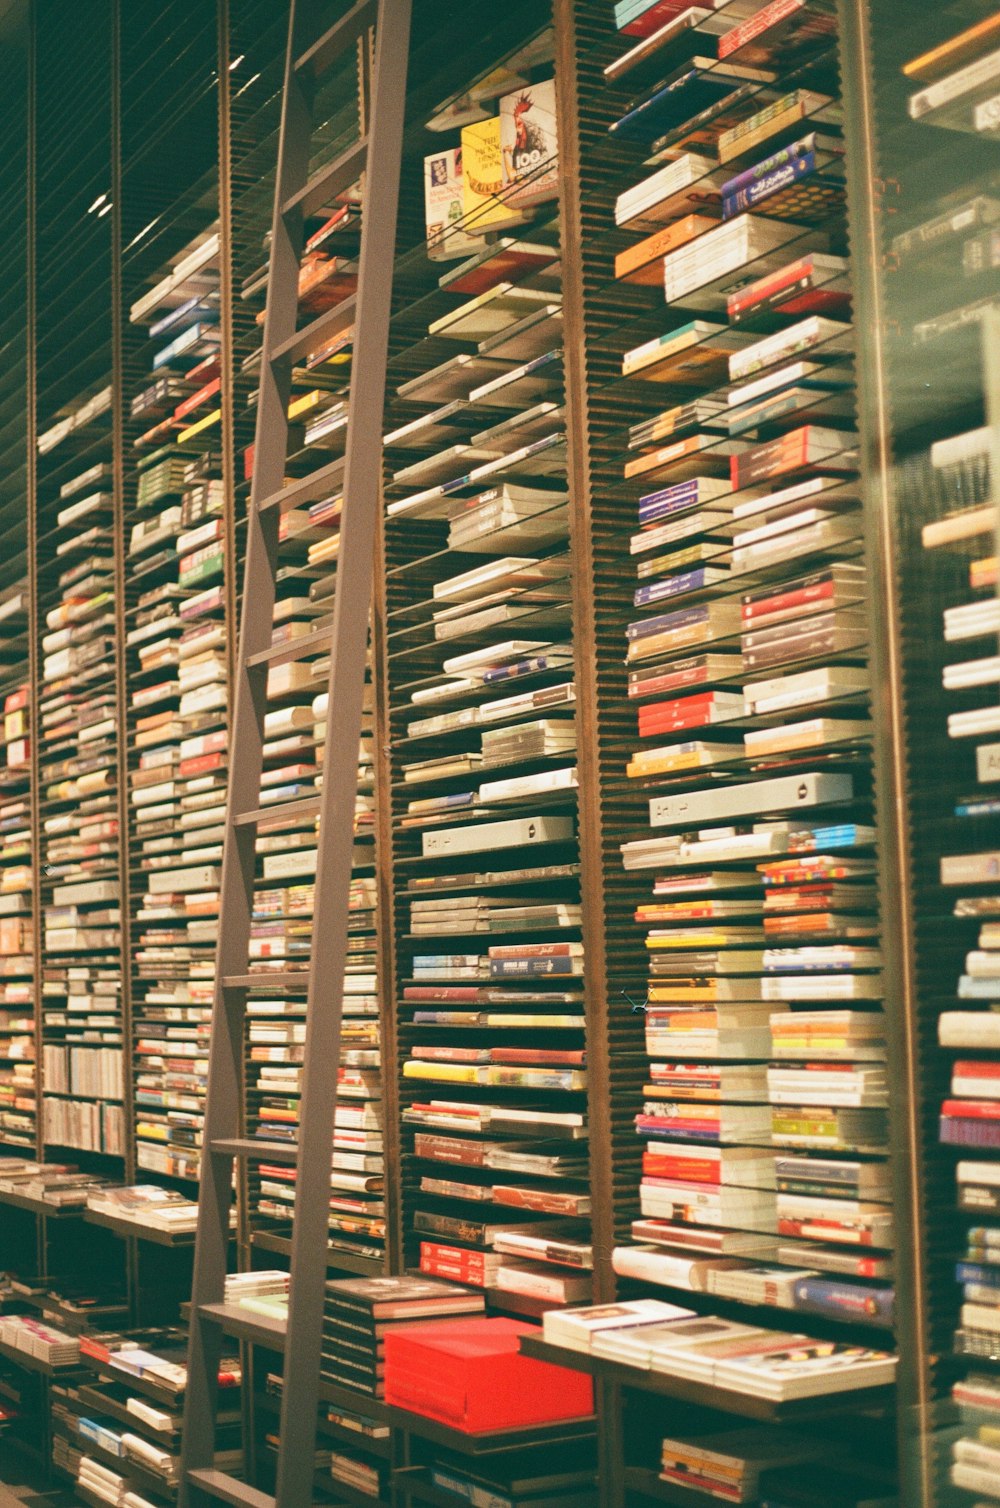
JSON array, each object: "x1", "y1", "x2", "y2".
[
  {"x1": 273, "y1": 0, "x2": 411, "y2": 1500},
  {"x1": 179, "y1": 0, "x2": 410, "y2": 1502},
  {"x1": 179, "y1": 1, "x2": 315, "y2": 1499}
]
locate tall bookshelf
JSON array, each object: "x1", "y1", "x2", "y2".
[{"x1": 1, "y1": 0, "x2": 997, "y2": 1502}]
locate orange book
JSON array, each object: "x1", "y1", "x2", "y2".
[
  {"x1": 903, "y1": 14, "x2": 1000, "y2": 81},
  {"x1": 615, "y1": 213, "x2": 717, "y2": 284},
  {"x1": 971, "y1": 554, "x2": 998, "y2": 589}
]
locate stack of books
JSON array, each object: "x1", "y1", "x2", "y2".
[
  {"x1": 238, "y1": 216, "x2": 387, "y2": 1257},
  {"x1": 321, "y1": 1277, "x2": 484, "y2": 1398},
  {"x1": 0, "y1": 1313, "x2": 80, "y2": 1365},
  {"x1": 85, "y1": 1184, "x2": 201, "y2": 1234},
  {"x1": 36, "y1": 385, "x2": 123, "y2": 1157},
  {"x1": 382, "y1": 48, "x2": 596, "y2": 1315},
  {"x1": 0, "y1": 676, "x2": 35, "y2": 1147},
  {"x1": 126, "y1": 228, "x2": 226, "y2": 1183},
  {"x1": 607, "y1": 0, "x2": 896, "y2": 1391},
  {"x1": 659, "y1": 1427, "x2": 824, "y2": 1500}
]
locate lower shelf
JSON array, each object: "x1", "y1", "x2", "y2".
[
  {"x1": 517, "y1": 1336, "x2": 896, "y2": 1425},
  {"x1": 386, "y1": 1404, "x2": 596, "y2": 1456},
  {"x1": 624, "y1": 1465, "x2": 730, "y2": 1507}
]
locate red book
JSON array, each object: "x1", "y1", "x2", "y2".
[
  {"x1": 740, "y1": 579, "x2": 836, "y2": 623},
  {"x1": 644, "y1": 1156, "x2": 720, "y2": 1184},
  {"x1": 494, "y1": 1186, "x2": 587, "y2": 1216},
  {"x1": 730, "y1": 255, "x2": 826, "y2": 313},
  {"x1": 179, "y1": 752, "x2": 225, "y2": 778},
  {"x1": 174, "y1": 376, "x2": 221, "y2": 422},
  {"x1": 187, "y1": 353, "x2": 220, "y2": 386},
  {"x1": 403, "y1": 987, "x2": 482, "y2": 1002},
  {"x1": 629, "y1": 665, "x2": 715, "y2": 699},
  {"x1": 420, "y1": 1241, "x2": 494, "y2": 1269},
  {"x1": 954, "y1": 1061, "x2": 1000, "y2": 1078},
  {"x1": 778, "y1": 1218, "x2": 874, "y2": 1244},
  {"x1": 412, "y1": 1047, "x2": 488, "y2": 1064},
  {"x1": 621, "y1": 0, "x2": 701, "y2": 36},
  {"x1": 413, "y1": 1135, "x2": 487, "y2": 1166},
  {"x1": 639, "y1": 712, "x2": 722, "y2": 735},
  {"x1": 942, "y1": 1099, "x2": 1000, "y2": 1119},
  {"x1": 384, "y1": 1317, "x2": 594, "y2": 1431},
  {"x1": 420, "y1": 1257, "x2": 490, "y2": 1287},
  {"x1": 719, "y1": 0, "x2": 803, "y2": 57}
]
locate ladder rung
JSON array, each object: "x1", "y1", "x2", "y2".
[
  {"x1": 222, "y1": 972, "x2": 309, "y2": 991},
  {"x1": 246, "y1": 623, "x2": 332, "y2": 668},
  {"x1": 283, "y1": 136, "x2": 369, "y2": 221},
  {"x1": 210, "y1": 1138, "x2": 298, "y2": 1163},
  {"x1": 198, "y1": 1302, "x2": 287, "y2": 1351},
  {"x1": 187, "y1": 1467, "x2": 275, "y2": 1508},
  {"x1": 270, "y1": 294, "x2": 357, "y2": 369},
  {"x1": 233, "y1": 794, "x2": 322, "y2": 830},
  {"x1": 294, "y1": 0, "x2": 379, "y2": 77},
  {"x1": 257, "y1": 456, "x2": 345, "y2": 516}
]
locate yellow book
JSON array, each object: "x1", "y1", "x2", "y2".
[
  {"x1": 402, "y1": 1061, "x2": 481, "y2": 1083},
  {"x1": 461, "y1": 117, "x2": 522, "y2": 230},
  {"x1": 177, "y1": 408, "x2": 221, "y2": 444}
]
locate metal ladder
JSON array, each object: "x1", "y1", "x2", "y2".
[{"x1": 178, "y1": 1, "x2": 409, "y2": 1503}]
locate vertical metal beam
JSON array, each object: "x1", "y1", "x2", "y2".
[
  {"x1": 109, "y1": 0, "x2": 137, "y2": 1190},
  {"x1": 360, "y1": 17, "x2": 401, "y2": 1281},
  {"x1": 274, "y1": 0, "x2": 410, "y2": 1501},
  {"x1": 180, "y1": 3, "x2": 314, "y2": 1500},
  {"x1": 25, "y1": 0, "x2": 41, "y2": 1179},
  {"x1": 25, "y1": 6, "x2": 44, "y2": 1291},
  {"x1": 551, "y1": 0, "x2": 618, "y2": 1303},
  {"x1": 215, "y1": 0, "x2": 252, "y2": 1276},
  {"x1": 837, "y1": 2, "x2": 933, "y2": 1502}
]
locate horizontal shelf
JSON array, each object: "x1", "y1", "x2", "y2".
[
  {"x1": 83, "y1": 1206, "x2": 197, "y2": 1247},
  {"x1": 0, "y1": 1186, "x2": 84, "y2": 1219},
  {"x1": 518, "y1": 1337, "x2": 895, "y2": 1423},
  {"x1": 386, "y1": 1402, "x2": 596, "y2": 1455},
  {"x1": 250, "y1": 1229, "x2": 384, "y2": 1277},
  {"x1": 0, "y1": 1331, "x2": 83, "y2": 1377}
]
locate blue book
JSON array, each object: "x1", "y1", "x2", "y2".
[
  {"x1": 148, "y1": 294, "x2": 219, "y2": 340},
  {"x1": 957, "y1": 796, "x2": 1000, "y2": 817},
  {"x1": 610, "y1": 63, "x2": 755, "y2": 142},
  {"x1": 957, "y1": 1261, "x2": 1000, "y2": 1286},
  {"x1": 152, "y1": 321, "x2": 221, "y2": 370},
  {"x1": 721, "y1": 133, "x2": 828, "y2": 199},
  {"x1": 634, "y1": 566, "x2": 727, "y2": 607},
  {"x1": 483, "y1": 650, "x2": 573, "y2": 683},
  {"x1": 639, "y1": 478, "x2": 728, "y2": 524},
  {"x1": 791, "y1": 1276, "x2": 895, "y2": 1328},
  {"x1": 489, "y1": 956, "x2": 581, "y2": 977},
  {"x1": 627, "y1": 603, "x2": 713, "y2": 641},
  {"x1": 723, "y1": 151, "x2": 821, "y2": 219}
]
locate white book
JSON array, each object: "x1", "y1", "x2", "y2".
[
  {"x1": 422, "y1": 814, "x2": 573, "y2": 857},
  {"x1": 650, "y1": 771, "x2": 853, "y2": 830},
  {"x1": 542, "y1": 1298, "x2": 694, "y2": 1354},
  {"x1": 940, "y1": 1012, "x2": 1000, "y2": 1049},
  {"x1": 910, "y1": 45, "x2": 1000, "y2": 118}
]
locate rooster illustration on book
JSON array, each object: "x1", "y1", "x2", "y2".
[{"x1": 503, "y1": 91, "x2": 547, "y2": 187}]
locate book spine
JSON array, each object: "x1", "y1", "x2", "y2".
[
  {"x1": 723, "y1": 151, "x2": 818, "y2": 218},
  {"x1": 722, "y1": 136, "x2": 817, "y2": 198}
]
